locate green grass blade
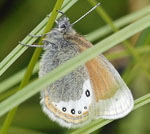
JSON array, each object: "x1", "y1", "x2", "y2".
[
  {"x1": 136, "y1": 27, "x2": 150, "y2": 47},
  {"x1": 134, "y1": 93, "x2": 150, "y2": 110},
  {"x1": 88, "y1": 0, "x2": 118, "y2": 32},
  {"x1": 106, "y1": 45, "x2": 150, "y2": 60},
  {"x1": 0, "y1": 0, "x2": 66, "y2": 133},
  {"x1": 0, "y1": 126, "x2": 48, "y2": 134},
  {"x1": 88, "y1": 0, "x2": 150, "y2": 81},
  {"x1": 0, "y1": 0, "x2": 78, "y2": 76},
  {"x1": 0, "y1": 14, "x2": 149, "y2": 117},
  {"x1": 0, "y1": 3, "x2": 148, "y2": 76},
  {"x1": 0, "y1": 63, "x2": 39, "y2": 94},
  {"x1": 87, "y1": 6, "x2": 150, "y2": 41},
  {"x1": 1, "y1": 44, "x2": 150, "y2": 96},
  {"x1": 0, "y1": 88, "x2": 18, "y2": 102}
]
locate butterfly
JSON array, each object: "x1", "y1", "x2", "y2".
[{"x1": 21, "y1": 3, "x2": 134, "y2": 129}]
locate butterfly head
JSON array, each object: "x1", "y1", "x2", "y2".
[{"x1": 56, "y1": 16, "x2": 75, "y2": 34}]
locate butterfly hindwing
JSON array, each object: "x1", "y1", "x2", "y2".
[{"x1": 40, "y1": 57, "x2": 94, "y2": 128}]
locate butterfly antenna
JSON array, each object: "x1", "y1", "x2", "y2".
[
  {"x1": 56, "y1": 10, "x2": 65, "y2": 15},
  {"x1": 71, "y1": 3, "x2": 100, "y2": 26}
]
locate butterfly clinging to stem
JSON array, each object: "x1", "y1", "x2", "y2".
[{"x1": 20, "y1": 3, "x2": 134, "y2": 128}]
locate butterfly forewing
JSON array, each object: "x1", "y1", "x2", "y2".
[{"x1": 69, "y1": 33, "x2": 134, "y2": 119}]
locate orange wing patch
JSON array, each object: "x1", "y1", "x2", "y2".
[
  {"x1": 85, "y1": 57, "x2": 119, "y2": 101},
  {"x1": 66, "y1": 34, "x2": 119, "y2": 101}
]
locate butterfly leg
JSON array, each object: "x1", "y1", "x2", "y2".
[
  {"x1": 19, "y1": 41, "x2": 44, "y2": 48},
  {"x1": 28, "y1": 33, "x2": 47, "y2": 38}
]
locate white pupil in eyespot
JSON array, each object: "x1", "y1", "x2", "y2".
[
  {"x1": 85, "y1": 90, "x2": 90, "y2": 97},
  {"x1": 62, "y1": 107, "x2": 66, "y2": 112},
  {"x1": 71, "y1": 109, "x2": 75, "y2": 114}
]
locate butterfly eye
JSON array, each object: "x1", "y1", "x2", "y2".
[{"x1": 60, "y1": 24, "x2": 66, "y2": 29}]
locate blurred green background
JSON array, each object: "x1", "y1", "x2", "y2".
[{"x1": 0, "y1": 0, "x2": 150, "y2": 134}]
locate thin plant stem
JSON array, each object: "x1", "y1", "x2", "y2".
[
  {"x1": 0, "y1": 14, "x2": 149, "y2": 118},
  {"x1": 88, "y1": 0, "x2": 150, "y2": 80},
  {"x1": 0, "y1": 1, "x2": 64, "y2": 134}
]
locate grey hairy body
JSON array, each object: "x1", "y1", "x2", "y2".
[{"x1": 39, "y1": 27, "x2": 89, "y2": 102}]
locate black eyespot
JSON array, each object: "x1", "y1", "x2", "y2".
[
  {"x1": 85, "y1": 90, "x2": 90, "y2": 97},
  {"x1": 84, "y1": 106, "x2": 87, "y2": 110},
  {"x1": 62, "y1": 107, "x2": 66, "y2": 112},
  {"x1": 78, "y1": 111, "x2": 82, "y2": 114},
  {"x1": 71, "y1": 109, "x2": 75, "y2": 114}
]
